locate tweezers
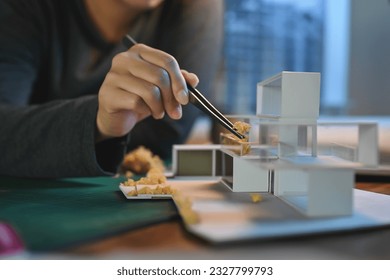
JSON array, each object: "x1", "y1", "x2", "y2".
[
  {"x1": 187, "y1": 84, "x2": 245, "y2": 139},
  {"x1": 123, "y1": 35, "x2": 245, "y2": 139}
]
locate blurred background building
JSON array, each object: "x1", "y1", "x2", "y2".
[
  {"x1": 218, "y1": 0, "x2": 323, "y2": 114},
  {"x1": 217, "y1": 0, "x2": 390, "y2": 116}
]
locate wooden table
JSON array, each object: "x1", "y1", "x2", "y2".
[{"x1": 68, "y1": 182, "x2": 390, "y2": 259}]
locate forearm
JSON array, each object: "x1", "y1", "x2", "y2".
[{"x1": 0, "y1": 96, "x2": 125, "y2": 178}]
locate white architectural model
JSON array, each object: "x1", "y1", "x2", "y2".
[{"x1": 172, "y1": 71, "x2": 379, "y2": 217}]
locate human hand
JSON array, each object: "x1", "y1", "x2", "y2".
[{"x1": 96, "y1": 44, "x2": 199, "y2": 142}]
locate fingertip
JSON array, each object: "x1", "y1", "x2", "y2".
[
  {"x1": 170, "y1": 105, "x2": 182, "y2": 119},
  {"x1": 153, "y1": 111, "x2": 165, "y2": 120},
  {"x1": 177, "y1": 89, "x2": 189, "y2": 105},
  {"x1": 189, "y1": 73, "x2": 199, "y2": 87},
  {"x1": 182, "y1": 71, "x2": 199, "y2": 87}
]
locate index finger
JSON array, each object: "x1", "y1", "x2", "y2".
[{"x1": 136, "y1": 44, "x2": 189, "y2": 105}]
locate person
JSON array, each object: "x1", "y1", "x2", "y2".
[{"x1": 0, "y1": 0, "x2": 223, "y2": 178}]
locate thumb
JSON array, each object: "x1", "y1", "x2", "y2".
[{"x1": 181, "y1": 70, "x2": 199, "y2": 87}]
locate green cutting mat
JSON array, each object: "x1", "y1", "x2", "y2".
[{"x1": 0, "y1": 176, "x2": 178, "y2": 252}]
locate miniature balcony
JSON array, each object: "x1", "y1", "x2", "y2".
[
  {"x1": 221, "y1": 121, "x2": 318, "y2": 159},
  {"x1": 256, "y1": 71, "x2": 321, "y2": 121}
]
